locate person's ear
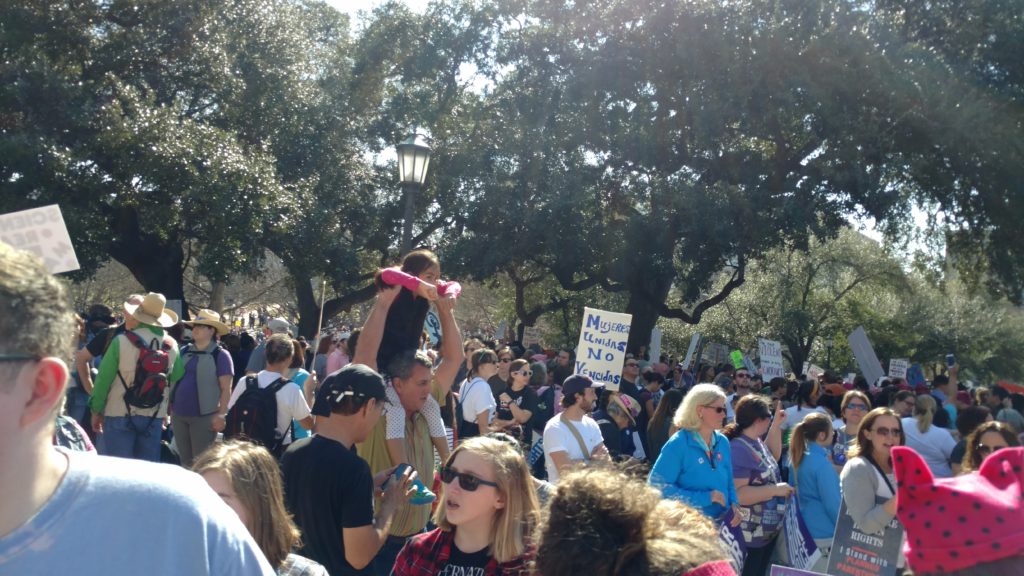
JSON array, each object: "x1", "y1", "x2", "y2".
[{"x1": 20, "y1": 357, "x2": 69, "y2": 429}]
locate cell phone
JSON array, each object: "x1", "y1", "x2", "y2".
[
  {"x1": 382, "y1": 463, "x2": 412, "y2": 491},
  {"x1": 946, "y1": 354, "x2": 956, "y2": 367}
]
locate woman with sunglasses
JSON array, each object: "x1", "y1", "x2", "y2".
[
  {"x1": 392, "y1": 436, "x2": 539, "y2": 575},
  {"x1": 900, "y1": 394, "x2": 956, "y2": 478},
  {"x1": 840, "y1": 408, "x2": 906, "y2": 569},
  {"x1": 491, "y1": 359, "x2": 538, "y2": 446},
  {"x1": 723, "y1": 395, "x2": 791, "y2": 576},
  {"x1": 648, "y1": 384, "x2": 741, "y2": 525},
  {"x1": 959, "y1": 421, "x2": 1021, "y2": 474},
  {"x1": 832, "y1": 391, "x2": 871, "y2": 469}
]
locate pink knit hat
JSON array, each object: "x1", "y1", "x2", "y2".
[{"x1": 893, "y1": 446, "x2": 1024, "y2": 575}]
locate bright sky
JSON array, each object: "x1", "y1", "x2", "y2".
[{"x1": 327, "y1": 0, "x2": 429, "y2": 19}]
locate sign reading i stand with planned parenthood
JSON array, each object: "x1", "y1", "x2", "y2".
[{"x1": 574, "y1": 307, "x2": 632, "y2": 391}]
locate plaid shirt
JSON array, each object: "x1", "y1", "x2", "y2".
[{"x1": 391, "y1": 528, "x2": 532, "y2": 576}]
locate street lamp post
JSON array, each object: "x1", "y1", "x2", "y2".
[
  {"x1": 396, "y1": 132, "x2": 432, "y2": 255},
  {"x1": 825, "y1": 337, "x2": 834, "y2": 370}
]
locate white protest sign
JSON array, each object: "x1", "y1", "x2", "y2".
[
  {"x1": 649, "y1": 327, "x2": 662, "y2": 362},
  {"x1": 758, "y1": 338, "x2": 786, "y2": 379},
  {"x1": 848, "y1": 326, "x2": 885, "y2": 386},
  {"x1": 0, "y1": 205, "x2": 80, "y2": 274},
  {"x1": 522, "y1": 325, "x2": 543, "y2": 346},
  {"x1": 574, "y1": 307, "x2": 632, "y2": 391},
  {"x1": 495, "y1": 320, "x2": 507, "y2": 341},
  {"x1": 888, "y1": 358, "x2": 909, "y2": 379},
  {"x1": 682, "y1": 333, "x2": 701, "y2": 369}
]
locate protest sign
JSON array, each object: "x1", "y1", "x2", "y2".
[
  {"x1": 523, "y1": 325, "x2": 543, "y2": 346},
  {"x1": 0, "y1": 205, "x2": 79, "y2": 274},
  {"x1": 718, "y1": 507, "x2": 746, "y2": 575},
  {"x1": 742, "y1": 353, "x2": 757, "y2": 375},
  {"x1": 574, "y1": 307, "x2": 632, "y2": 391},
  {"x1": 649, "y1": 327, "x2": 662, "y2": 363},
  {"x1": 906, "y1": 364, "x2": 927, "y2": 388},
  {"x1": 495, "y1": 320, "x2": 507, "y2": 341},
  {"x1": 770, "y1": 567, "x2": 826, "y2": 576},
  {"x1": 848, "y1": 327, "x2": 885, "y2": 386},
  {"x1": 826, "y1": 497, "x2": 903, "y2": 576},
  {"x1": 731, "y1": 350, "x2": 745, "y2": 370},
  {"x1": 424, "y1": 310, "x2": 442, "y2": 345},
  {"x1": 780, "y1": 496, "x2": 821, "y2": 571},
  {"x1": 759, "y1": 339, "x2": 786, "y2": 379},
  {"x1": 704, "y1": 342, "x2": 730, "y2": 366},
  {"x1": 888, "y1": 359, "x2": 908, "y2": 379},
  {"x1": 681, "y1": 333, "x2": 701, "y2": 370}
]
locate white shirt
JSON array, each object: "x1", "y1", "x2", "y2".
[
  {"x1": 901, "y1": 417, "x2": 957, "y2": 478},
  {"x1": 459, "y1": 376, "x2": 496, "y2": 424},
  {"x1": 227, "y1": 371, "x2": 311, "y2": 445},
  {"x1": 781, "y1": 405, "x2": 829, "y2": 431},
  {"x1": 543, "y1": 413, "x2": 604, "y2": 483}
]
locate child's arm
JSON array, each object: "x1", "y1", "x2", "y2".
[
  {"x1": 436, "y1": 280, "x2": 461, "y2": 299},
  {"x1": 380, "y1": 268, "x2": 438, "y2": 300},
  {"x1": 383, "y1": 390, "x2": 409, "y2": 466}
]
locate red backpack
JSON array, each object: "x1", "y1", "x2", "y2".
[{"x1": 118, "y1": 330, "x2": 173, "y2": 411}]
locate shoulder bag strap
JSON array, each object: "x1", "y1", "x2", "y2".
[
  {"x1": 865, "y1": 454, "x2": 897, "y2": 495},
  {"x1": 559, "y1": 413, "x2": 592, "y2": 462}
]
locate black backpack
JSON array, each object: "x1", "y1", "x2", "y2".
[
  {"x1": 118, "y1": 330, "x2": 173, "y2": 411},
  {"x1": 224, "y1": 376, "x2": 292, "y2": 453}
]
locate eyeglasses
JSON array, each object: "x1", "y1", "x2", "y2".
[
  {"x1": 516, "y1": 370, "x2": 533, "y2": 377},
  {"x1": 440, "y1": 467, "x2": 499, "y2": 491},
  {"x1": 845, "y1": 403, "x2": 869, "y2": 412},
  {"x1": 702, "y1": 404, "x2": 727, "y2": 414},
  {"x1": 499, "y1": 358, "x2": 512, "y2": 363},
  {"x1": 870, "y1": 427, "x2": 902, "y2": 437},
  {"x1": 0, "y1": 354, "x2": 40, "y2": 363},
  {"x1": 977, "y1": 444, "x2": 1007, "y2": 457}
]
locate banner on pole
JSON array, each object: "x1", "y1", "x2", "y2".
[
  {"x1": 0, "y1": 205, "x2": 80, "y2": 274},
  {"x1": 759, "y1": 339, "x2": 786, "y2": 379},
  {"x1": 848, "y1": 327, "x2": 885, "y2": 385},
  {"x1": 574, "y1": 307, "x2": 632, "y2": 391}
]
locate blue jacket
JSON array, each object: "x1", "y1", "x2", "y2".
[
  {"x1": 648, "y1": 429, "x2": 737, "y2": 520},
  {"x1": 790, "y1": 443, "x2": 841, "y2": 539}
]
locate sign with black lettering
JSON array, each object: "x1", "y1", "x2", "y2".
[
  {"x1": 0, "y1": 205, "x2": 79, "y2": 274},
  {"x1": 826, "y1": 496, "x2": 903, "y2": 576}
]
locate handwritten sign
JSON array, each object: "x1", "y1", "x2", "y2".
[
  {"x1": 574, "y1": 307, "x2": 631, "y2": 391},
  {"x1": 0, "y1": 205, "x2": 80, "y2": 274},
  {"x1": 759, "y1": 339, "x2": 786, "y2": 379},
  {"x1": 888, "y1": 359, "x2": 908, "y2": 379},
  {"x1": 826, "y1": 496, "x2": 904, "y2": 576},
  {"x1": 704, "y1": 342, "x2": 731, "y2": 366},
  {"x1": 522, "y1": 325, "x2": 543, "y2": 346},
  {"x1": 848, "y1": 327, "x2": 885, "y2": 386}
]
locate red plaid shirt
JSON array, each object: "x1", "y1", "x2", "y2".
[{"x1": 391, "y1": 528, "x2": 532, "y2": 576}]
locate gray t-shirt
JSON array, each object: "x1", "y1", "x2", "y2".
[{"x1": 0, "y1": 449, "x2": 274, "y2": 575}]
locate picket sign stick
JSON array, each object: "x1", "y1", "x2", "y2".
[{"x1": 309, "y1": 279, "x2": 328, "y2": 382}]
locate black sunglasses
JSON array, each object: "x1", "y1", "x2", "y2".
[
  {"x1": 702, "y1": 404, "x2": 727, "y2": 414},
  {"x1": 440, "y1": 467, "x2": 498, "y2": 491},
  {"x1": 977, "y1": 444, "x2": 1006, "y2": 457},
  {"x1": 0, "y1": 353, "x2": 40, "y2": 363}
]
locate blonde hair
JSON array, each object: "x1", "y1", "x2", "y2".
[
  {"x1": 673, "y1": 383, "x2": 726, "y2": 431},
  {"x1": 913, "y1": 394, "x2": 937, "y2": 433},
  {"x1": 192, "y1": 441, "x2": 299, "y2": 569},
  {"x1": 434, "y1": 436, "x2": 539, "y2": 563}
]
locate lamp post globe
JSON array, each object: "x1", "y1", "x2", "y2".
[{"x1": 396, "y1": 133, "x2": 432, "y2": 254}]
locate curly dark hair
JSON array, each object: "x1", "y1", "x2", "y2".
[
  {"x1": 534, "y1": 468, "x2": 728, "y2": 576},
  {"x1": 961, "y1": 421, "x2": 1021, "y2": 473}
]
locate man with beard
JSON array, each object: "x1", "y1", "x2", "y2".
[{"x1": 543, "y1": 375, "x2": 610, "y2": 483}]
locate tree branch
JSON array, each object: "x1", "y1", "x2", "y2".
[{"x1": 661, "y1": 255, "x2": 747, "y2": 324}]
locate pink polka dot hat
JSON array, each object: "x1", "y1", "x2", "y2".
[{"x1": 892, "y1": 446, "x2": 1024, "y2": 575}]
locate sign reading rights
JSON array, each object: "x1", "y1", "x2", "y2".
[{"x1": 574, "y1": 307, "x2": 632, "y2": 391}]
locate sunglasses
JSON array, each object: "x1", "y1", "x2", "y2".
[
  {"x1": 735, "y1": 373, "x2": 751, "y2": 379},
  {"x1": 516, "y1": 370, "x2": 533, "y2": 377},
  {"x1": 870, "y1": 426, "x2": 902, "y2": 437},
  {"x1": 977, "y1": 444, "x2": 1007, "y2": 457},
  {"x1": 0, "y1": 353, "x2": 40, "y2": 363},
  {"x1": 625, "y1": 362, "x2": 639, "y2": 368},
  {"x1": 845, "y1": 403, "x2": 869, "y2": 411},
  {"x1": 702, "y1": 404, "x2": 727, "y2": 414},
  {"x1": 440, "y1": 467, "x2": 499, "y2": 491}
]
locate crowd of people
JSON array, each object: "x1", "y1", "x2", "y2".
[{"x1": 2, "y1": 241, "x2": 1023, "y2": 576}]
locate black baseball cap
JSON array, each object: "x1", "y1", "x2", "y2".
[
  {"x1": 562, "y1": 374, "x2": 603, "y2": 398},
  {"x1": 311, "y1": 364, "x2": 388, "y2": 417}
]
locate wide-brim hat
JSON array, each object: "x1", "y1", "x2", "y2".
[
  {"x1": 124, "y1": 292, "x2": 178, "y2": 327},
  {"x1": 184, "y1": 309, "x2": 230, "y2": 336},
  {"x1": 608, "y1": 393, "x2": 639, "y2": 426}
]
